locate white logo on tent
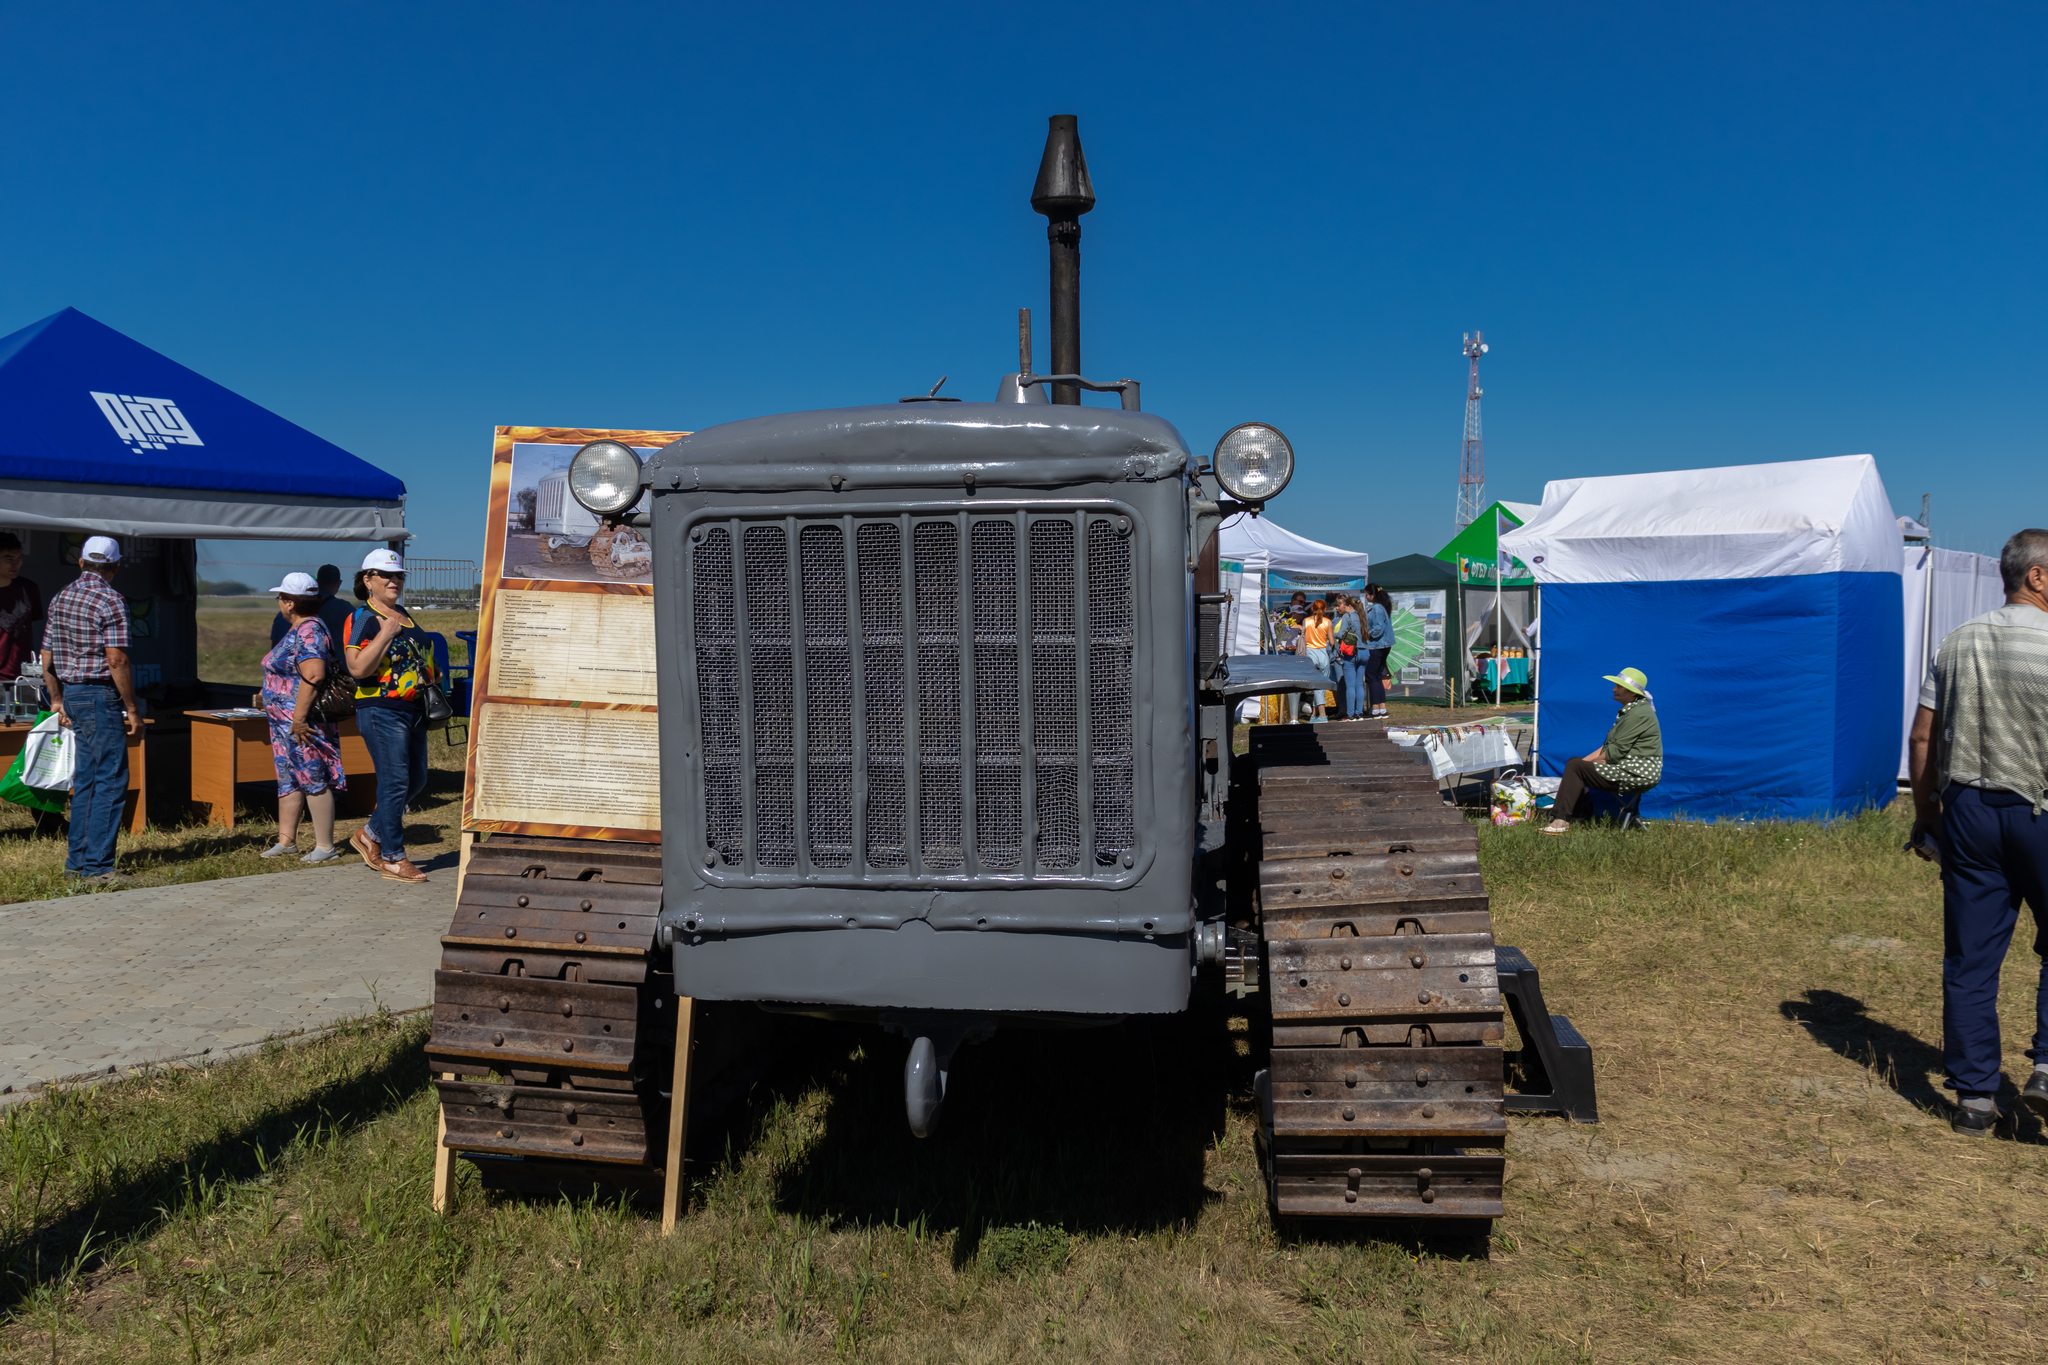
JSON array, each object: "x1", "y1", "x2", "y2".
[{"x1": 89, "y1": 392, "x2": 204, "y2": 451}]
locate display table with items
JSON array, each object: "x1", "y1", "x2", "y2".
[
  {"x1": 1387, "y1": 720, "x2": 1527, "y2": 783},
  {"x1": 185, "y1": 709, "x2": 375, "y2": 828},
  {"x1": 1469, "y1": 651, "x2": 1533, "y2": 702}
]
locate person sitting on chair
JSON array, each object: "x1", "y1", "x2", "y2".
[{"x1": 1541, "y1": 667, "x2": 1662, "y2": 836}]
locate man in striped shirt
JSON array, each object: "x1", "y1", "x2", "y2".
[
  {"x1": 1910, "y1": 527, "x2": 2048, "y2": 1136},
  {"x1": 40, "y1": 536, "x2": 140, "y2": 883}
]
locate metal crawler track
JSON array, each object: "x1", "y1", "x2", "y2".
[
  {"x1": 1240, "y1": 723, "x2": 1506, "y2": 1223},
  {"x1": 428, "y1": 836, "x2": 675, "y2": 1170}
]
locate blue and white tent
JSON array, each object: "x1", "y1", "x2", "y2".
[
  {"x1": 0, "y1": 307, "x2": 406, "y2": 540},
  {"x1": 1501, "y1": 455, "x2": 1901, "y2": 821}
]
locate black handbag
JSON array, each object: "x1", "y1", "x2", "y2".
[
  {"x1": 306, "y1": 668, "x2": 357, "y2": 723},
  {"x1": 399, "y1": 636, "x2": 455, "y2": 723}
]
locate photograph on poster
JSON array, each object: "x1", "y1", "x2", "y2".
[{"x1": 500, "y1": 441, "x2": 661, "y2": 584}]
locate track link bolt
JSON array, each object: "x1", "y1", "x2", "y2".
[
  {"x1": 1340, "y1": 956, "x2": 1352, "y2": 970},
  {"x1": 1421, "y1": 1189, "x2": 1435, "y2": 1203},
  {"x1": 1422, "y1": 1105, "x2": 1436, "y2": 1118},
  {"x1": 1337, "y1": 993, "x2": 1350, "y2": 1007},
  {"x1": 562, "y1": 1040, "x2": 574, "y2": 1053},
  {"x1": 575, "y1": 932, "x2": 587, "y2": 943},
  {"x1": 1418, "y1": 990, "x2": 1432, "y2": 1004},
  {"x1": 505, "y1": 927, "x2": 517, "y2": 939},
  {"x1": 492, "y1": 1033, "x2": 504, "y2": 1046},
  {"x1": 1330, "y1": 868, "x2": 1346, "y2": 881},
  {"x1": 1341, "y1": 1106, "x2": 1355, "y2": 1121},
  {"x1": 561, "y1": 1002, "x2": 574, "y2": 1018},
  {"x1": 581, "y1": 900, "x2": 593, "y2": 911},
  {"x1": 1344, "y1": 1069, "x2": 1358, "y2": 1088},
  {"x1": 572, "y1": 1132, "x2": 584, "y2": 1146},
  {"x1": 517, "y1": 895, "x2": 530, "y2": 907},
  {"x1": 497, "y1": 997, "x2": 510, "y2": 1012},
  {"x1": 1410, "y1": 954, "x2": 1425, "y2": 968},
  {"x1": 1416, "y1": 1068, "x2": 1431, "y2": 1084}
]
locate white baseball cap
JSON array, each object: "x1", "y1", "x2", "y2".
[
  {"x1": 360, "y1": 549, "x2": 405, "y2": 574},
  {"x1": 80, "y1": 535, "x2": 121, "y2": 564},
  {"x1": 268, "y1": 572, "x2": 321, "y2": 597}
]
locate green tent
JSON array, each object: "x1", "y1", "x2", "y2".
[
  {"x1": 1437, "y1": 499, "x2": 1539, "y2": 587},
  {"x1": 1369, "y1": 554, "x2": 1459, "y2": 706}
]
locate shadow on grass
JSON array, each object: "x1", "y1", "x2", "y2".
[
  {"x1": 1776, "y1": 988, "x2": 2048, "y2": 1141},
  {"x1": 737, "y1": 983, "x2": 1261, "y2": 1264},
  {"x1": 1780, "y1": 989, "x2": 1944, "y2": 1103},
  {"x1": 0, "y1": 1026, "x2": 431, "y2": 1317}
]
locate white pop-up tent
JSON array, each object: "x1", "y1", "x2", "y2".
[
  {"x1": 1217, "y1": 514, "x2": 1371, "y2": 655},
  {"x1": 1501, "y1": 454, "x2": 1902, "y2": 821},
  {"x1": 1898, "y1": 543, "x2": 2004, "y2": 778}
]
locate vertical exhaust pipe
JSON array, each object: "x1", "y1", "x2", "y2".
[{"x1": 1031, "y1": 115, "x2": 1094, "y2": 405}]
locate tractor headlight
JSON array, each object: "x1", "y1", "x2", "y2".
[
  {"x1": 567, "y1": 440, "x2": 644, "y2": 517},
  {"x1": 1212, "y1": 423, "x2": 1294, "y2": 504}
]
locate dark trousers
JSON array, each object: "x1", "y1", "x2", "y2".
[
  {"x1": 1554, "y1": 755, "x2": 1622, "y2": 821},
  {"x1": 1939, "y1": 783, "x2": 2048, "y2": 1098},
  {"x1": 64, "y1": 683, "x2": 127, "y2": 876},
  {"x1": 1366, "y1": 647, "x2": 1390, "y2": 707},
  {"x1": 356, "y1": 704, "x2": 430, "y2": 863}
]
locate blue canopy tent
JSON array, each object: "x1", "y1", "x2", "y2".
[
  {"x1": 0, "y1": 307, "x2": 407, "y2": 690},
  {"x1": 1501, "y1": 455, "x2": 1902, "y2": 822}
]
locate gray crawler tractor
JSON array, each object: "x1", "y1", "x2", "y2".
[{"x1": 426, "y1": 116, "x2": 1592, "y2": 1228}]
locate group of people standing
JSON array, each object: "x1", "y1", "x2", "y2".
[
  {"x1": 260, "y1": 548, "x2": 440, "y2": 883},
  {"x1": 19, "y1": 538, "x2": 439, "y2": 886},
  {"x1": 1282, "y1": 584, "x2": 1394, "y2": 721}
]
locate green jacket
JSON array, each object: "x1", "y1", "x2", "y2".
[{"x1": 1603, "y1": 699, "x2": 1661, "y2": 762}]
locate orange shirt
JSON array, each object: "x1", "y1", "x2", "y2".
[{"x1": 1303, "y1": 617, "x2": 1333, "y2": 649}]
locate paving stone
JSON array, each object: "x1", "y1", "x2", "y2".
[{"x1": 0, "y1": 864, "x2": 453, "y2": 1097}]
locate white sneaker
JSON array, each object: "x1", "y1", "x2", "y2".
[{"x1": 259, "y1": 842, "x2": 295, "y2": 858}]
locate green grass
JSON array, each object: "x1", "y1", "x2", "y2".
[{"x1": 7, "y1": 794, "x2": 2047, "y2": 1361}]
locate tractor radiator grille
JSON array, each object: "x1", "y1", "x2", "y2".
[{"x1": 690, "y1": 511, "x2": 1138, "y2": 881}]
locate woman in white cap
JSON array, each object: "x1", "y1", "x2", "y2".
[
  {"x1": 343, "y1": 550, "x2": 438, "y2": 883},
  {"x1": 259, "y1": 573, "x2": 346, "y2": 862}
]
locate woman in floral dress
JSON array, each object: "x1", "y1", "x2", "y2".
[{"x1": 260, "y1": 573, "x2": 346, "y2": 862}]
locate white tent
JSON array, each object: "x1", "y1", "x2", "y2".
[
  {"x1": 1217, "y1": 514, "x2": 1371, "y2": 656},
  {"x1": 1500, "y1": 454, "x2": 1902, "y2": 821},
  {"x1": 1898, "y1": 545, "x2": 2004, "y2": 778}
]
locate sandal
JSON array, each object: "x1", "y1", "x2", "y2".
[
  {"x1": 349, "y1": 826, "x2": 381, "y2": 870},
  {"x1": 380, "y1": 858, "x2": 430, "y2": 884},
  {"x1": 259, "y1": 842, "x2": 296, "y2": 859}
]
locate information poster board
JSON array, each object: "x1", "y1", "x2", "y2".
[
  {"x1": 1385, "y1": 589, "x2": 1447, "y2": 700},
  {"x1": 461, "y1": 425, "x2": 688, "y2": 843}
]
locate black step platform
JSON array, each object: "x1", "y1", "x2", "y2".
[{"x1": 1494, "y1": 945, "x2": 1598, "y2": 1123}]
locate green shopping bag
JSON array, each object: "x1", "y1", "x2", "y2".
[{"x1": 1, "y1": 711, "x2": 68, "y2": 815}]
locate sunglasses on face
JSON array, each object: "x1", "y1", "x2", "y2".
[{"x1": 372, "y1": 571, "x2": 407, "y2": 582}]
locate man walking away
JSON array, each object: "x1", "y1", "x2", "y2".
[
  {"x1": 41, "y1": 536, "x2": 141, "y2": 883},
  {"x1": 1909, "y1": 527, "x2": 2048, "y2": 1136}
]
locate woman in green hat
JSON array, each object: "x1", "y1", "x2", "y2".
[{"x1": 1540, "y1": 667, "x2": 1662, "y2": 836}]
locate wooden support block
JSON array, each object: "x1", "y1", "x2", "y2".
[
  {"x1": 431, "y1": 1071, "x2": 457, "y2": 1213},
  {"x1": 661, "y1": 996, "x2": 696, "y2": 1235}
]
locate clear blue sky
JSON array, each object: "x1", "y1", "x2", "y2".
[{"x1": 2, "y1": 2, "x2": 2038, "y2": 572}]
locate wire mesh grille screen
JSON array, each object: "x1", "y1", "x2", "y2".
[{"x1": 692, "y1": 511, "x2": 1139, "y2": 880}]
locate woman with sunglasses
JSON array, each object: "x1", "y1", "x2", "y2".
[{"x1": 343, "y1": 549, "x2": 438, "y2": 882}]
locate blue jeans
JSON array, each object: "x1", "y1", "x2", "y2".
[
  {"x1": 1340, "y1": 652, "x2": 1368, "y2": 717},
  {"x1": 64, "y1": 684, "x2": 128, "y2": 876},
  {"x1": 356, "y1": 704, "x2": 429, "y2": 863},
  {"x1": 1940, "y1": 784, "x2": 2048, "y2": 1098}
]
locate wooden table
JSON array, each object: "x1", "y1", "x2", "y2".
[
  {"x1": 184, "y1": 710, "x2": 375, "y2": 828},
  {"x1": 0, "y1": 715, "x2": 152, "y2": 833}
]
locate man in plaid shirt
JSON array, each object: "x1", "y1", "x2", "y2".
[{"x1": 41, "y1": 536, "x2": 140, "y2": 882}]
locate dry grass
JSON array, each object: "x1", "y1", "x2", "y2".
[
  {"x1": 4, "y1": 774, "x2": 2048, "y2": 1360},
  {"x1": 0, "y1": 609, "x2": 477, "y2": 903}
]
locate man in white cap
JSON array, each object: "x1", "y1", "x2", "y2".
[{"x1": 41, "y1": 536, "x2": 141, "y2": 883}]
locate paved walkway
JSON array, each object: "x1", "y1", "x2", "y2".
[{"x1": 0, "y1": 860, "x2": 455, "y2": 1101}]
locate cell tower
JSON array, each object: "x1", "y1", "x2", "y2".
[{"x1": 1455, "y1": 330, "x2": 1488, "y2": 529}]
